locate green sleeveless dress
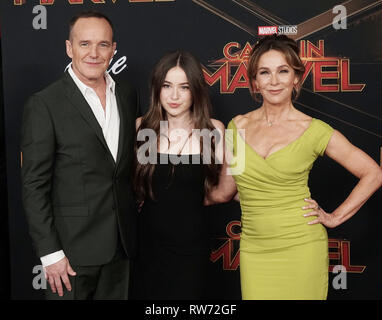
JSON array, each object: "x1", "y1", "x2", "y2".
[{"x1": 227, "y1": 118, "x2": 334, "y2": 300}]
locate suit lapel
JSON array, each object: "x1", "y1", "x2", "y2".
[
  {"x1": 115, "y1": 83, "x2": 125, "y2": 169},
  {"x1": 115, "y1": 82, "x2": 137, "y2": 173},
  {"x1": 62, "y1": 72, "x2": 115, "y2": 165}
]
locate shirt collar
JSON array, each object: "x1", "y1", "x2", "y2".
[
  {"x1": 68, "y1": 63, "x2": 115, "y2": 95},
  {"x1": 105, "y1": 71, "x2": 116, "y2": 94}
]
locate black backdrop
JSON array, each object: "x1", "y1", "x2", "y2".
[
  {"x1": 0, "y1": 36, "x2": 11, "y2": 301},
  {"x1": 0, "y1": 0, "x2": 381, "y2": 300}
]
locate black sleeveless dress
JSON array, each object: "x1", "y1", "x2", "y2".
[{"x1": 136, "y1": 153, "x2": 211, "y2": 300}]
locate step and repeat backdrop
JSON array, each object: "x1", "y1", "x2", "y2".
[{"x1": 0, "y1": 0, "x2": 381, "y2": 299}]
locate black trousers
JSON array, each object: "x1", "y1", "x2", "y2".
[{"x1": 45, "y1": 240, "x2": 130, "y2": 300}]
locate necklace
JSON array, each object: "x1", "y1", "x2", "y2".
[
  {"x1": 160, "y1": 130, "x2": 193, "y2": 155},
  {"x1": 176, "y1": 131, "x2": 193, "y2": 156},
  {"x1": 263, "y1": 108, "x2": 273, "y2": 127}
]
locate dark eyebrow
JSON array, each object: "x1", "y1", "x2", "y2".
[
  {"x1": 258, "y1": 65, "x2": 290, "y2": 70},
  {"x1": 78, "y1": 40, "x2": 112, "y2": 44},
  {"x1": 163, "y1": 81, "x2": 190, "y2": 85}
]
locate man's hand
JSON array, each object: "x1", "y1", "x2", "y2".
[{"x1": 44, "y1": 257, "x2": 76, "y2": 297}]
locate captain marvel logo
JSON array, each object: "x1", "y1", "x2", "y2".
[
  {"x1": 211, "y1": 220, "x2": 366, "y2": 273},
  {"x1": 203, "y1": 40, "x2": 366, "y2": 94}
]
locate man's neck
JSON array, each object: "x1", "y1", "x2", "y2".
[{"x1": 71, "y1": 65, "x2": 106, "y2": 91}]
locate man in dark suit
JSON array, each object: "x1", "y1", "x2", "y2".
[{"x1": 21, "y1": 11, "x2": 138, "y2": 299}]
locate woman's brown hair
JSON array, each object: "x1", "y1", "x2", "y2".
[
  {"x1": 134, "y1": 50, "x2": 221, "y2": 202},
  {"x1": 247, "y1": 34, "x2": 305, "y2": 101}
]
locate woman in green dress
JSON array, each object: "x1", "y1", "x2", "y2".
[{"x1": 206, "y1": 34, "x2": 382, "y2": 300}]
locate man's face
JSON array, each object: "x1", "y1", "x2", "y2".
[{"x1": 66, "y1": 17, "x2": 116, "y2": 87}]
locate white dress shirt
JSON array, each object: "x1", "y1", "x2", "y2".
[{"x1": 40, "y1": 65, "x2": 120, "y2": 267}]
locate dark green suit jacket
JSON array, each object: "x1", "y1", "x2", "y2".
[{"x1": 21, "y1": 72, "x2": 139, "y2": 266}]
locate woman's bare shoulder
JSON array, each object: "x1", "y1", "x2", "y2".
[
  {"x1": 135, "y1": 116, "x2": 142, "y2": 130},
  {"x1": 233, "y1": 109, "x2": 260, "y2": 128},
  {"x1": 210, "y1": 118, "x2": 225, "y2": 131},
  {"x1": 291, "y1": 107, "x2": 312, "y2": 121}
]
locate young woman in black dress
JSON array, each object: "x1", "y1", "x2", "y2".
[{"x1": 134, "y1": 50, "x2": 224, "y2": 299}]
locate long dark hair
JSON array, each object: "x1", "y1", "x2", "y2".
[{"x1": 134, "y1": 50, "x2": 221, "y2": 202}]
